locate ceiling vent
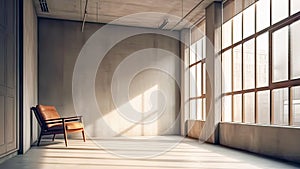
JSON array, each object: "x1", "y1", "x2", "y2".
[{"x1": 39, "y1": 0, "x2": 49, "y2": 13}]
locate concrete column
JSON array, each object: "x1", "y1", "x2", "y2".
[
  {"x1": 204, "y1": 1, "x2": 222, "y2": 144},
  {"x1": 180, "y1": 29, "x2": 190, "y2": 136}
]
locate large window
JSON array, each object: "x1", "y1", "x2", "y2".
[
  {"x1": 221, "y1": 0, "x2": 300, "y2": 126},
  {"x1": 189, "y1": 21, "x2": 206, "y2": 120}
]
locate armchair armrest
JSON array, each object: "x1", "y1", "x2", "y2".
[{"x1": 45, "y1": 116, "x2": 83, "y2": 125}]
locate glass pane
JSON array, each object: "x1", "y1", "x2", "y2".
[
  {"x1": 272, "y1": 0, "x2": 289, "y2": 24},
  {"x1": 233, "y1": 13, "x2": 242, "y2": 44},
  {"x1": 222, "y1": 49, "x2": 232, "y2": 93},
  {"x1": 190, "y1": 66, "x2": 196, "y2": 97},
  {"x1": 190, "y1": 43, "x2": 196, "y2": 64},
  {"x1": 197, "y1": 99, "x2": 203, "y2": 120},
  {"x1": 256, "y1": 33, "x2": 269, "y2": 87},
  {"x1": 185, "y1": 47, "x2": 190, "y2": 66},
  {"x1": 273, "y1": 88, "x2": 289, "y2": 125},
  {"x1": 292, "y1": 86, "x2": 300, "y2": 126},
  {"x1": 272, "y1": 26, "x2": 288, "y2": 83},
  {"x1": 196, "y1": 64, "x2": 202, "y2": 96},
  {"x1": 243, "y1": 39, "x2": 255, "y2": 90},
  {"x1": 256, "y1": 0, "x2": 270, "y2": 32},
  {"x1": 233, "y1": 94, "x2": 242, "y2": 122},
  {"x1": 203, "y1": 37, "x2": 206, "y2": 59},
  {"x1": 196, "y1": 39, "x2": 203, "y2": 62},
  {"x1": 203, "y1": 63, "x2": 206, "y2": 94},
  {"x1": 291, "y1": 0, "x2": 300, "y2": 15},
  {"x1": 291, "y1": 20, "x2": 300, "y2": 79},
  {"x1": 222, "y1": 95, "x2": 232, "y2": 122},
  {"x1": 243, "y1": 5, "x2": 255, "y2": 38},
  {"x1": 190, "y1": 99, "x2": 196, "y2": 120},
  {"x1": 257, "y1": 90, "x2": 270, "y2": 124},
  {"x1": 244, "y1": 92, "x2": 255, "y2": 123},
  {"x1": 222, "y1": 20, "x2": 232, "y2": 49},
  {"x1": 233, "y1": 45, "x2": 242, "y2": 91},
  {"x1": 203, "y1": 98, "x2": 206, "y2": 121}
]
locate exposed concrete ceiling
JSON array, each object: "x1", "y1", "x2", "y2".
[{"x1": 33, "y1": 0, "x2": 215, "y2": 30}]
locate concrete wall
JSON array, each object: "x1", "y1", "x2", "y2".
[
  {"x1": 219, "y1": 123, "x2": 300, "y2": 163},
  {"x1": 38, "y1": 19, "x2": 181, "y2": 137},
  {"x1": 187, "y1": 120, "x2": 205, "y2": 139},
  {"x1": 186, "y1": 2, "x2": 222, "y2": 143},
  {"x1": 180, "y1": 29, "x2": 190, "y2": 136},
  {"x1": 0, "y1": 0, "x2": 18, "y2": 158},
  {"x1": 23, "y1": 0, "x2": 38, "y2": 152}
]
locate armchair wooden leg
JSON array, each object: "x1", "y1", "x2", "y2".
[
  {"x1": 82, "y1": 130, "x2": 86, "y2": 142},
  {"x1": 37, "y1": 131, "x2": 42, "y2": 146},
  {"x1": 63, "y1": 129, "x2": 68, "y2": 147},
  {"x1": 52, "y1": 134, "x2": 56, "y2": 141}
]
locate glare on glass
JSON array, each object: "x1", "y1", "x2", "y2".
[
  {"x1": 272, "y1": 0, "x2": 288, "y2": 24},
  {"x1": 256, "y1": 33, "x2": 269, "y2": 87},
  {"x1": 233, "y1": 13, "x2": 242, "y2": 44},
  {"x1": 222, "y1": 95, "x2": 232, "y2": 122},
  {"x1": 273, "y1": 88, "x2": 289, "y2": 125},
  {"x1": 292, "y1": 86, "x2": 300, "y2": 126},
  {"x1": 243, "y1": 4, "x2": 255, "y2": 38},
  {"x1": 233, "y1": 45, "x2": 242, "y2": 91},
  {"x1": 190, "y1": 43, "x2": 196, "y2": 64},
  {"x1": 222, "y1": 20, "x2": 232, "y2": 49},
  {"x1": 256, "y1": 0, "x2": 270, "y2": 32},
  {"x1": 272, "y1": 26, "x2": 288, "y2": 83},
  {"x1": 222, "y1": 49, "x2": 232, "y2": 93},
  {"x1": 190, "y1": 66, "x2": 196, "y2": 97},
  {"x1": 291, "y1": 20, "x2": 300, "y2": 79},
  {"x1": 196, "y1": 64, "x2": 202, "y2": 96},
  {"x1": 203, "y1": 63, "x2": 206, "y2": 94},
  {"x1": 189, "y1": 99, "x2": 197, "y2": 120},
  {"x1": 203, "y1": 37, "x2": 206, "y2": 59},
  {"x1": 203, "y1": 98, "x2": 206, "y2": 121},
  {"x1": 243, "y1": 39, "x2": 255, "y2": 90},
  {"x1": 257, "y1": 90, "x2": 270, "y2": 125},
  {"x1": 233, "y1": 94, "x2": 242, "y2": 122},
  {"x1": 291, "y1": 0, "x2": 300, "y2": 15},
  {"x1": 244, "y1": 92, "x2": 255, "y2": 123},
  {"x1": 197, "y1": 99, "x2": 203, "y2": 120},
  {"x1": 196, "y1": 39, "x2": 203, "y2": 62}
]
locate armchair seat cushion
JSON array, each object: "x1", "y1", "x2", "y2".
[{"x1": 66, "y1": 122, "x2": 84, "y2": 130}]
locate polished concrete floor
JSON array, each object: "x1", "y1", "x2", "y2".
[{"x1": 0, "y1": 136, "x2": 299, "y2": 169}]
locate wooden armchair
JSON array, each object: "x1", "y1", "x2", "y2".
[{"x1": 31, "y1": 105, "x2": 86, "y2": 147}]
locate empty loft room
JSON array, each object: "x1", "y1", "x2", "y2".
[{"x1": 0, "y1": 0, "x2": 300, "y2": 168}]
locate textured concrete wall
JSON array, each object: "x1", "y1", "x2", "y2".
[
  {"x1": 180, "y1": 29, "x2": 190, "y2": 136},
  {"x1": 23, "y1": 0, "x2": 38, "y2": 153},
  {"x1": 220, "y1": 123, "x2": 300, "y2": 164},
  {"x1": 187, "y1": 120, "x2": 205, "y2": 139},
  {"x1": 38, "y1": 19, "x2": 181, "y2": 137}
]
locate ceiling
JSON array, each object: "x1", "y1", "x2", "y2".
[{"x1": 33, "y1": 0, "x2": 215, "y2": 30}]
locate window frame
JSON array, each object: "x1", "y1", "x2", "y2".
[{"x1": 221, "y1": 0, "x2": 300, "y2": 126}]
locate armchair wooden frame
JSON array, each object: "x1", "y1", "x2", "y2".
[{"x1": 31, "y1": 105, "x2": 86, "y2": 147}]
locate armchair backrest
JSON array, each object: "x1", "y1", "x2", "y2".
[
  {"x1": 31, "y1": 106, "x2": 47, "y2": 130},
  {"x1": 32, "y1": 105, "x2": 61, "y2": 129},
  {"x1": 37, "y1": 105, "x2": 60, "y2": 121}
]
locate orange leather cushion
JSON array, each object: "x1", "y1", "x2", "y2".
[{"x1": 65, "y1": 122, "x2": 84, "y2": 130}]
